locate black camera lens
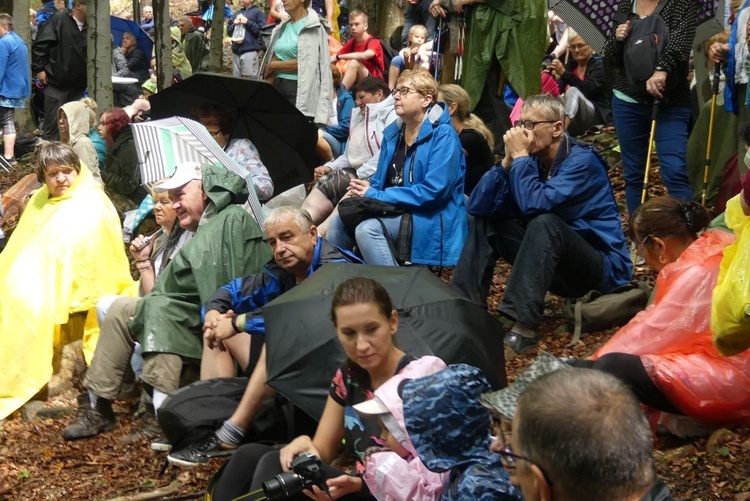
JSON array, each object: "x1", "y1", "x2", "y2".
[{"x1": 263, "y1": 472, "x2": 305, "y2": 501}]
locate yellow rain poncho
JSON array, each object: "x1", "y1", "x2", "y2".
[{"x1": 0, "y1": 163, "x2": 133, "y2": 419}]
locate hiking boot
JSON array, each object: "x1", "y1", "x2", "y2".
[
  {"x1": 62, "y1": 398, "x2": 115, "y2": 440},
  {"x1": 72, "y1": 392, "x2": 90, "y2": 421},
  {"x1": 504, "y1": 331, "x2": 540, "y2": 360},
  {"x1": 167, "y1": 433, "x2": 237, "y2": 467}
]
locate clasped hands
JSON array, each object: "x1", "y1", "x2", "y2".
[
  {"x1": 501, "y1": 126, "x2": 533, "y2": 170},
  {"x1": 203, "y1": 309, "x2": 239, "y2": 351}
]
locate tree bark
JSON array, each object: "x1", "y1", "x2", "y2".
[
  {"x1": 153, "y1": 0, "x2": 172, "y2": 91},
  {"x1": 11, "y1": 0, "x2": 34, "y2": 133},
  {"x1": 87, "y1": 1, "x2": 113, "y2": 111},
  {"x1": 209, "y1": 0, "x2": 226, "y2": 73}
]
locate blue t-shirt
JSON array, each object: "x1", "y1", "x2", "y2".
[{"x1": 274, "y1": 16, "x2": 308, "y2": 81}]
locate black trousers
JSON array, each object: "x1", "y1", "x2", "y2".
[
  {"x1": 569, "y1": 353, "x2": 681, "y2": 414},
  {"x1": 452, "y1": 213, "x2": 604, "y2": 329},
  {"x1": 41, "y1": 84, "x2": 85, "y2": 140},
  {"x1": 213, "y1": 444, "x2": 374, "y2": 501}
]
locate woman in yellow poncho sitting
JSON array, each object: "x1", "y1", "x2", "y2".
[{"x1": 0, "y1": 142, "x2": 133, "y2": 419}]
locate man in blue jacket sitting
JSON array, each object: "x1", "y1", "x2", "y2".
[{"x1": 452, "y1": 95, "x2": 631, "y2": 357}]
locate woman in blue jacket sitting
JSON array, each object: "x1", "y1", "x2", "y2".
[{"x1": 326, "y1": 70, "x2": 467, "y2": 267}]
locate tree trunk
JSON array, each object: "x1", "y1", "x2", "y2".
[
  {"x1": 132, "y1": 0, "x2": 141, "y2": 23},
  {"x1": 153, "y1": 0, "x2": 172, "y2": 91},
  {"x1": 347, "y1": 0, "x2": 404, "y2": 43},
  {"x1": 11, "y1": 0, "x2": 34, "y2": 133},
  {"x1": 209, "y1": 0, "x2": 226, "y2": 73},
  {"x1": 87, "y1": 0, "x2": 113, "y2": 111}
]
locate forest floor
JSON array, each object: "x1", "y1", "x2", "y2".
[{"x1": 1, "y1": 130, "x2": 749, "y2": 499}]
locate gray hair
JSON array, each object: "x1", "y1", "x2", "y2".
[
  {"x1": 36, "y1": 141, "x2": 81, "y2": 183},
  {"x1": 522, "y1": 94, "x2": 565, "y2": 123},
  {"x1": 263, "y1": 206, "x2": 314, "y2": 234},
  {"x1": 516, "y1": 368, "x2": 655, "y2": 501},
  {"x1": 0, "y1": 13, "x2": 14, "y2": 31}
]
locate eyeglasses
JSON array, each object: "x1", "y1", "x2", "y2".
[
  {"x1": 495, "y1": 443, "x2": 554, "y2": 486},
  {"x1": 392, "y1": 87, "x2": 422, "y2": 97},
  {"x1": 636, "y1": 233, "x2": 654, "y2": 249},
  {"x1": 514, "y1": 120, "x2": 557, "y2": 130},
  {"x1": 569, "y1": 44, "x2": 588, "y2": 51},
  {"x1": 206, "y1": 129, "x2": 222, "y2": 138}
]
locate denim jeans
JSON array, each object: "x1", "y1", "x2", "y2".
[
  {"x1": 452, "y1": 213, "x2": 603, "y2": 328},
  {"x1": 326, "y1": 213, "x2": 402, "y2": 266},
  {"x1": 401, "y1": 1, "x2": 438, "y2": 46},
  {"x1": 322, "y1": 130, "x2": 343, "y2": 158},
  {"x1": 611, "y1": 96, "x2": 693, "y2": 216}
]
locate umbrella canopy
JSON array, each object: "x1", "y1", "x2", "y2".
[
  {"x1": 130, "y1": 116, "x2": 265, "y2": 223},
  {"x1": 148, "y1": 73, "x2": 319, "y2": 194},
  {"x1": 262, "y1": 264, "x2": 508, "y2": 421},
  {"x1": 110, "y1": 16, "x2": 154, "y2": 58},
  {"x1": 549, "y1": 0, "x2": 723, "y2": 54}
]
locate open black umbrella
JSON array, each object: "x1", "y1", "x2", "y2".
[
  {"x1": 149, "y1": 73, "x2": 318, "y2": 194},
  {"x1": 262, "y1": 264, "x2": 508, "y2": 421}
]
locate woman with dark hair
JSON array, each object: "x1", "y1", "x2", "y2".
[
  {"x1": 573, "y1": 196, "x2": 750, "y2": 430},
  {"x1": 212, "y1": 277, "x2": 447, "y2": 501},
  {"x1": 603, "y1": 0, "x2": 697, "y2": 217},
  {"x1": 98, "y1": 107, "x2": 147, "y2": 207},
  {"x1": 192, "y1": 104, "x2": 274, "y2": 202},
  {"x1": 0, "y1": 142, "x2": 132, "y2": 419},
  {"x1": 260, "y1": 0, "x2": 332, "y2": 126}
]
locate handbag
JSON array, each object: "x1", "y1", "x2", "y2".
[{"x1": 338, "y1": 197, "x2": 412, "y2": 265}]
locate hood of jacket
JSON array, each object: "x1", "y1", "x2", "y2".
[
  {"x1": 401, "y1": 364, "x2": 496, "y2": 471},
  {"x1": 60, "y1": 101, "x2": 90, "y2": 142},
  {"x1": 363, "y1": 357, "x2": 447, "y2": 457},
  {"x1": 384, "y1": 102, "x2": 450, "y2": 145},
  {"x1": 201, "y1": 164, "x2": 250, "y2": 213},
  {"x1": 401, "y1": 364, "x2": 521, "y2": 500}
]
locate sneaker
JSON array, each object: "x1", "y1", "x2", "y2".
[
  {"x1": 62, "y1": 398, "x2": 115, "y2": 440},
  {"x1": 503, "y1": 331, "x2": 540, "y2": 359},
  {"x1": 1, "y1": 156, "x2": 17, "y2": 167},
  {"x1": 167, "y1": 434, "x2": 237, "y2": 466},
  {"x1": 151, "y1": 438, "x2": 172, "y2": 452}
]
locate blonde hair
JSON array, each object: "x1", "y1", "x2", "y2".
[
  {"x1": 438, "y1": 84, "x2": 494, "y2": 150},
  {"x1": 396, "y1": 70, "x2": 437, "y2": 106},
  {"x1": 79, "y1": 97, "x2": 99, "y2": 128}
]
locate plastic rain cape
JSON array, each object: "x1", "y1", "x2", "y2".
[{"x1": 0, "y1": 163, "x2": 133, "y2": 419}]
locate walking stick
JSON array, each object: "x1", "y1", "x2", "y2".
[
  {"x1": 432, "y1": 17, "x2": 444, "y2": 81},
  {"x1": 641, "y1": 98, "x2": 661, "y2": 204},
  {"x1": 701, "y1": 63, "x2": 722, "y2": 207}
]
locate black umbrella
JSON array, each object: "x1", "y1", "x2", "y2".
[
  {"x1": 262, "y1": 264, "x2": 508, "y2": 421},
  {"x1": 149, "y1": 73, "x2": 318, "y2": 194}
]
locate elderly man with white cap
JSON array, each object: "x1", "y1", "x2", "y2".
[{"x1": 63, "y1": 162, "x2": 272, "y2": 441}]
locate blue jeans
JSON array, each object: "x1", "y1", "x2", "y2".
[
  {"x1": 327, "y1": 213, "x2": 402, "y2": 266},
  {"x1": 611, "y1": 96, "x2": 693, "y2": 216},
  {"x1": 401, "y1": 1, "x2": 437, "y2": 46}
]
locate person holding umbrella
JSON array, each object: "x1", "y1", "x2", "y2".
[
  {"x1": 259, "y1": 0, "x2": 333, "y2": 127},
  {"x1": 211, "y1": 277, "x2": 446, "y2": 500},
  {"x1": 603, "y1": 0, "x2": 698, "y2": 217}
]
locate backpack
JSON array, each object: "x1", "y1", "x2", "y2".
[
  {"x1": 157, "y1": 377, "x2": 293, "y2": 453},
  {"x1": 365, "y1": 37, "x2": 397, "y2": 79},
  {"x1": 563, "y1": 279, "x2": 652, "y2": 346},
  {"x1": 622, "y1": 0, "x2": 670, "y2": 98}
]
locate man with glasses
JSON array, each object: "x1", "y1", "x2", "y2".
[
  {"x1": 452, "y1": 94, "x2": 631, "y2": 357},
  {"x1": 489, "y1": 368, "x2": 677, "y2": 501}
]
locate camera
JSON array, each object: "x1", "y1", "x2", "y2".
[{"x1": 262, "y1": 453, "x2": 327, "y2": 500}]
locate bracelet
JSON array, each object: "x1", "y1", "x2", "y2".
[
  {"x1": 335, "y1": 54, "x2": 340, "y2": 61},
  {"x1": 232, "y1": 314, "x2": 243, "y2": 333},
  {"x1": 137, "y1": 264, "x2": 152, "y2": 271},
  {"x1": 136, "y1": 259, "x2": 150, "y2": 263}
]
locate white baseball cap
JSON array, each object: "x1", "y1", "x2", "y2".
[{"x1": 154, "y1": 161, "x2": 203, "y2": 192}]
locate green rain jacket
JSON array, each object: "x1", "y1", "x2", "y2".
[
  {"x1": 460, "y1": 0, "x2": 548, "y2": 106},
  {"x1": 129, "y1": 165, "x2": 272, "y2": 359}
]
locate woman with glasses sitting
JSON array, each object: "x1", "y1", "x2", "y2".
[
  {"x1": 572, "y1": 196, "x2": 750, "y2": 433},
  {"x1": 325, "y1": 70, "x2": 467, "y2": 267},
  {"x1": 547, "y1": 31, "x2": 612, "y2": 136}
]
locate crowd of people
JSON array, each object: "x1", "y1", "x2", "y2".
[{"x1": 1, "y1": 0, "x2": 750, "y2": 500}]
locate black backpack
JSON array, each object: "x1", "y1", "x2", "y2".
[
  {"x1": 365, "y1": 37, "x2": 397, "y2": 79},
  {"x1": 622, "y1": 0, "x2": 670, "y2": 98},
  {"x1": 157, "y1": 377, "x2": 294, "y2": 452}
]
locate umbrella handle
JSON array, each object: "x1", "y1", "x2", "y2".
[{"x1": 641, "y1": 98, "x2": 661, "y2": 205}]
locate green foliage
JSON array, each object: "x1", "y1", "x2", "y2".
[{"x1": 17, "y1": 469, "x2": 30, "y2": 480}]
